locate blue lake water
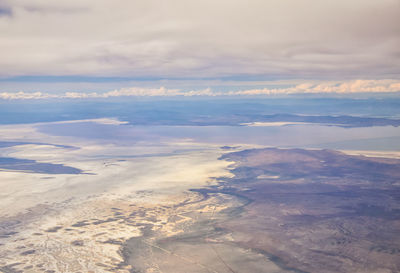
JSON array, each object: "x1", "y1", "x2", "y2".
[{"x1": 38, "y1": 122, "x2": 400, "y2": 151}]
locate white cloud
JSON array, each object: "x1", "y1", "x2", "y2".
[
  {"x1": 232, "y1": 80, "x2": 400, "y2": 95},
  {"x1": 1, "y1": 80, "x2": 399, "y2": 99},
  {"x1": 0, "y1": 91, "x2": 55, "y2": 99}
]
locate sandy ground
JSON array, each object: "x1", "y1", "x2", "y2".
[{"x1": 0, "y1": 120, "x2": 234, "y2": 272}]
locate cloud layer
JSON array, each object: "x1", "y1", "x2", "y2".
[
  {"x1": 1, "y1": 80, "x2": 399, "y2": 99},
  {"x1": 0, "y1": 0, "x2": 399, "y2": 80}
]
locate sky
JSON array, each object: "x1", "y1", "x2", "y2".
[{"x1": 0, "y1": 0, "x2": 399, "y2": 97}]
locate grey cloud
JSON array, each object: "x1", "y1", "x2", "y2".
[
  {"x1": 0, "y1": 1, "x2": 13, "y2": 17},
  {"x1": 0, "y1": 7, "x2": 12, "y2": 17},
  {"x1": 22, "y1": 6, "x2": 89, "y2": 14},
  {"x1": 0, "y1": 0, "x2": 399, "y2": 80}
]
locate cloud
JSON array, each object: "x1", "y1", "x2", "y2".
[
  {"x1": 0, "y1": 87, "x2": 214, "y2": 99},
  {"x1": 0, "y1": 91, "x2": 52, "y2": 99},
  {"x1": 0, "y1": 7, "x2": 12, "y2": 17},
  {"x1": 232, "y1": 80, "x2": 400, "y2": 95},
  {"x1": 1, "y1": 80, "x2": 399, "y2": 99},
  {"x1": 0, "y1": 0, "x2": 399, "y2": 80}
]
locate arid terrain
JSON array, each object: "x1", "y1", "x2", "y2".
[
  {"x1": 120, "y1": 148, "x2": 400, "y2": 273},
  {"x1": 1, "y1": 119, "x2": 400, "y2": 273}
]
